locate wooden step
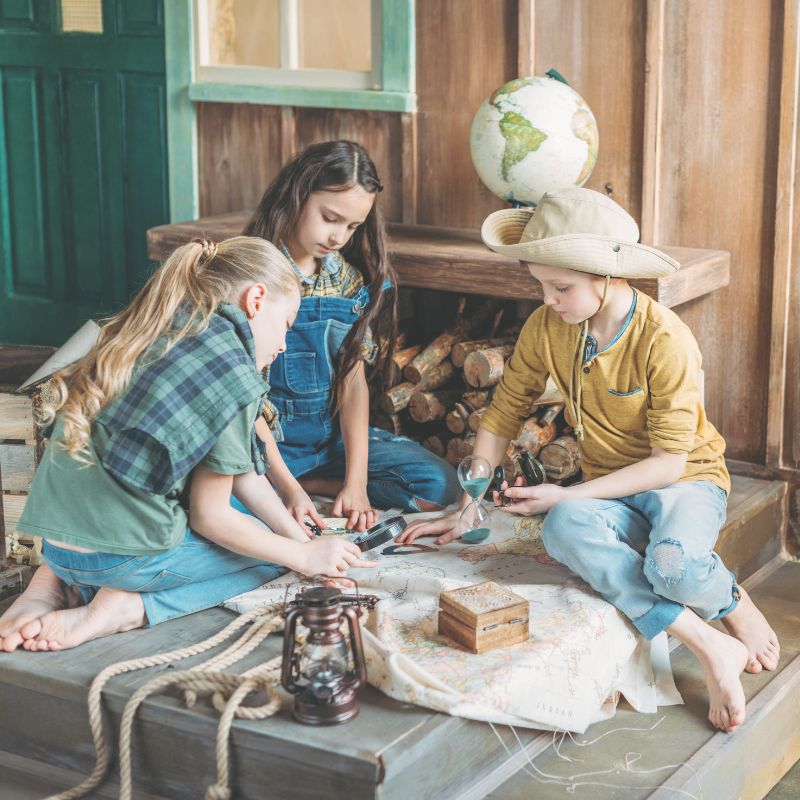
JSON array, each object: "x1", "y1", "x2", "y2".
[
  {"x1": 485, "y1": 558, "x2": 800, "y2": 800},
  {"x1": 0, "y1": 474, "x2": 786, "y2": 799},
  {"x1": 718, "y1": 474, "x2": 787, "y2": 582}
]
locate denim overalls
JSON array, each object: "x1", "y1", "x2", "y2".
[{"x1": 270, "y1": 279, "x2": 459, "y2": 511}]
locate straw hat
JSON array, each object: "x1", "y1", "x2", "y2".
[{"x1": 481, "y1": 187, "x2": 679, "y2": 278}]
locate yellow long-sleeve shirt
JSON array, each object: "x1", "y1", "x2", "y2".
[{"x1": 481, "y1": 290, "x2": 730, "y2": 493}]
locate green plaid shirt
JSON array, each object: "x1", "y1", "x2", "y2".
[{"x1": 97, "y1": 303, "x2": 269, "y2": 494}]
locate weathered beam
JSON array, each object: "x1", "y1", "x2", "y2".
[{"x1": 147, "y1": 219, "x2": 730, "y2": 309}]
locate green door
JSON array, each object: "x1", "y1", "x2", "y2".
[{"x1": 0, "y1": 0, "x2": 168, "y2": 345}]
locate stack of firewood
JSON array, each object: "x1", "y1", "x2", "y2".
[{"x1": 369, "y1": 299, "x2": 582, "y2": 485}]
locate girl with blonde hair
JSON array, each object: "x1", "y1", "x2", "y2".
[{"x1": 0, "y1": 236, "x2": 375, "y2": 653}]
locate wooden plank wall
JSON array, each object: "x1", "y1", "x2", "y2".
[{"x1": 195, "y1": 0, "x2": 798, "y2": 471}]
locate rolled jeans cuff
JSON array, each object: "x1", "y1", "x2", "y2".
[
  {"x1": 714, "y1": 579, "x2": 741, "y2": 621},
  {"x1": 633, "y1": 598, "x2": 684, "y2": 640}
]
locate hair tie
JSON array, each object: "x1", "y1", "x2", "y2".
[{"x1": 193, "y1": 237, "x2": 218, "y2": 264}]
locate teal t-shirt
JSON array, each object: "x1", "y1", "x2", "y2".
[{"x1": 18, "y1": 398, "x2": 262, "y2": 555}]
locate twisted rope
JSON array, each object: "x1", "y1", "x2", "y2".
[
  {"x1": 44, "y1": 603, "x2": 284, "y2": 800},
  {"x1": 44, "y1": 602, "x2": 370, "y2": 800}
]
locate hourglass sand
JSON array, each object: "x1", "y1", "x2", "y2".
[{"x1": 457, "y1": 455, "x2": 492, "y2": 543}]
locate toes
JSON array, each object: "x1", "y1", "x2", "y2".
[
  {"x1": 758, "y1": 650, "x2": 779, "y2": 671},
  {"x1": 19, "y1": 618, "x2": 41, "y2": 641},
  {"x1": 1, "y1": 632, "x2": 23, "y2": 652},
  {"x1": 728, "y1": 707, "x2": 746, "y2": 731},
  {"x1": 745, "y1": 658, "x2": 762, "y2": 674}
]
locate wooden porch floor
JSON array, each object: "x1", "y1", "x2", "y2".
[{"x1": 0, "y1": 474, "x2": 794, "y2": 799}]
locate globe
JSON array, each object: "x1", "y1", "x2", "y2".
[{"x1": 470, "y1": 74, "x2": 599, "y2": 206}]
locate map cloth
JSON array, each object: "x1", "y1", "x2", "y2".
[{"x1": 224, "y1": 511, "x2": 682, "y2": 733}]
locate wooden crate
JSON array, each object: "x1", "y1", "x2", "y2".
[
  {"x1": 0, "y1": 443, "x2": 36, "y2": 493},
  {"x1": 0, "y1": 391, "x2": 40, "y2": 563},
  {"x1": 0, "y1": 394, "x2": 35, "y2": 443}
]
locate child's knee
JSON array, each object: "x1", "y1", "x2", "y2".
[
  {"x1": 409, "y1": 462, "x2": 460, "y2": 509},
  {"x1": 644, "y1": 538, "x2": 711, "y2": 604}
]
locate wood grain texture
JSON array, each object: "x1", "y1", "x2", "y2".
[
  {"x1": 197, "y1": 102, "x2": 284, "y2": 216},
  {"x1": 0, "y1": 396, "x2": 34, "y2": 443},
  {"x1": 653, "y1": 0, "x2": 783, "y2": 462},
  {"x1": 517, "y1": 0, "x2": 536, "y2": 77},
  {"x1": 415, "y1": 0, "x2": 517, "y2": 226},
  {"x1": 0, "y1": 445, "x2": 36, "y2": 494},
  {"x1": 148, "y1": 218, "x2": 730, "y2": 306},
  {"x1": 767, "y1": 0, "x2": 800, "y2": 469},
  {"x1": 533, "y1": 0, "x2": 647, "y2": 221}
]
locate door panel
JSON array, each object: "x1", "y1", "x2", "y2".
[{"x1": 0, "y1": 0, "x2": 167, "y2": 345}]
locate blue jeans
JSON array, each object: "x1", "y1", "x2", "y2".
[
  {"x1": 306, "y1": 427, "x2": 461, "y2": 511},
  {"x1": 42, "y1": 499, "x2": 286, "y2": 627},
  {"x1": 541, "y1": 480, "x2": 738, "y2": 640}
]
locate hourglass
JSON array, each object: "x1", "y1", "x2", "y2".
[{"x1": 457, "y1": 455, "x2": 492, "y2": 543}]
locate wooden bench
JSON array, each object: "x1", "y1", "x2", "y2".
[{"x1": 147, "y1": 215, "x2": 730, "y2": 308}]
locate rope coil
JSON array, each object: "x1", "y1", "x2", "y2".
[{"x1": 44, "y1": 601, "x2": 369, "y2": 800}]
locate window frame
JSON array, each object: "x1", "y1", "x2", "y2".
[
  {"x1": 164, "y1": 0, "x2": 415, "y2": 221},
  {"x1": 195, "y1": 0, "x2": 383, "y2": 92}
]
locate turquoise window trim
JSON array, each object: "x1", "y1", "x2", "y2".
[
  {"x1": 164, "y1": 0, "x2": 199, "y2": 222},
  {"x1": 188, "y1": 82, "x2": 416, "y2": 112},
  {"x1": 164, "y1": 0, "x2": 415, "y2": 220}
]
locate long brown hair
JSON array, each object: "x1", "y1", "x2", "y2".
[
  {"x1": 243, "y1": 140, "x2": 398, "y2": 411},
  {"x1": 41, "y1": 237, "x2": 299, "y2": 460}
]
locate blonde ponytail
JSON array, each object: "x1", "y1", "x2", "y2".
[{"x1": 40, "y1": 236, "x2": 299, "y2": 459}]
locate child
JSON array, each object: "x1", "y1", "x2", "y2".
[
  {"x1": 243, "y1": 140, "x2": 460, "y2": 531},
  {"x1": 0, "y1": 236, "x2": 375, "y2": 653},
  {"x1": 397, "y1": 188, "x2": 780, "y2": 734}
]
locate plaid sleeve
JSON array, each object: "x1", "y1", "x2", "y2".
[{"x1": 361, "y1": 325, "x2": 378, "y2": 364}]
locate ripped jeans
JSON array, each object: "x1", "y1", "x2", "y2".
[{"x1": 541, "y1": 480, "x2": 737, "y2": 639}]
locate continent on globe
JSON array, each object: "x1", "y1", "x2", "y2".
[{"x1": 498, "y1": 111, "x2": 548, "y2": 181}]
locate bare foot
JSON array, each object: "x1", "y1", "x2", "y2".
[
  {"x1": 20, "y1": 587, "x2": 146, "y2": 652},
  {"x1": 0, "y1": 565, "x2": 82, "y2": 652},
  {"x1": 668, "y1": 609, "x2": 748, "y2": 733},
  {"x1": 721, "y1": 587, "x2": 780, "y2": 673},
  {"x1": 697, "y1": 627, "x2": 749, "y2": 733}
]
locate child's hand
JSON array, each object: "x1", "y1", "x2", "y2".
[
  {"x1": 497, "y1": 483, "x2": 566, "y2": 516},
  {"x1": 285, "y1": 486, "x2": 325, "y2": 537},
  {"x1": 492, "y1": 476, "x2": 527, "y2": 507},
  {"x1": 296, "y1": 538, "x2": 378, "y2": 577},
  {"x1": 333, "y1": 484, "x2": 378, "y2": 532},
  {"x1": 394, "y1": 511, "x2": 461, "y2": 546}
]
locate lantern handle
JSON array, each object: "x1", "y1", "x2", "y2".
[
  {"x1": 281, "y1": 606, "x2": 303, "y2": 695},
  {"x1": 342, "y1": 606, "x2": 368, "y2": 690}
]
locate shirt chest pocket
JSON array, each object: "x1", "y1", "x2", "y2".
[
  {"x1": 604, "y1": 384, "x2": 648, "y2": 429},
  {"x1": 607, "y1": 386, "x2": 644, "y2": 398}
]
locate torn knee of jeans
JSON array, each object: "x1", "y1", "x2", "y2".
[{"x1": 647, "y1": 538, "x2": 686, "y2": 585}]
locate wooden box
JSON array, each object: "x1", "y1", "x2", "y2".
[{"x1": 438, "y1": 581, "x2": 529, "y2": 654}]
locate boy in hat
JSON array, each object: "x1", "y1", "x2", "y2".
[{"x1": 398, "y1": 187, "x2": 779, "y2": 733}]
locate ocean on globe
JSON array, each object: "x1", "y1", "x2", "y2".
[{"x1": 470, "y1": 75, "x2": 599, "y2": 206}]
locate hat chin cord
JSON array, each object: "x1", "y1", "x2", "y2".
[{"x1": 568, "y1": 274, "x2": 611, "y2": 442}]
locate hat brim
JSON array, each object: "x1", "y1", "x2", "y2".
[{"x1": 481, "y1": 208, "x2": 680, "y2": 278}]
